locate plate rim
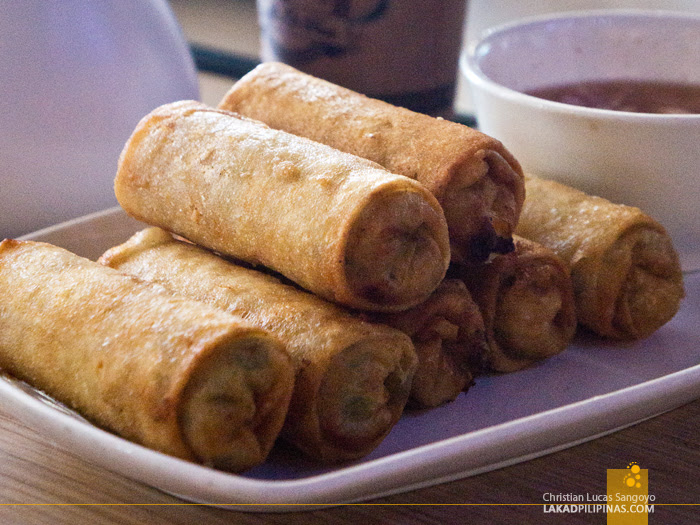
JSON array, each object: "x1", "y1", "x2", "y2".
[{"x1": 2, "y1": 362, "x2": 698, "y2": 510}]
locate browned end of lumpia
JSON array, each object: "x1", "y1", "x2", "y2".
[
  {"x1": 343, "y1": 184, "x2": 450, "y2": 308},
  {"x1": 370, "y1": 279, "x2": 487, "y2": 407},
  {"x1": 440, "y1": 149, "x2": 524, "y2": 261},
  {"x1": 308, "y1": 338, "x2": 417, "y2": 458},
  {"x1": 458, "y1": 236, "x2": 577, "y2": 373},
  {"x1": 179, "y1": 332, "x2": 294, "y2": 470}
]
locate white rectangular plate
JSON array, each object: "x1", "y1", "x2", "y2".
[{"x1": 3, "y1": 207, "x2": 699, "y2": 511}]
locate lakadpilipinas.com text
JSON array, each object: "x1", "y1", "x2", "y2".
[{"x1": 542, "y1": 492, "x2": 655, "y2": 514}]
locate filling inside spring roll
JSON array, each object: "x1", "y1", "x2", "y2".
[
  {"x1": 441, "y1": 150, "x2": 523, "y2": 261},
  {"x1": 180, "y1": 332, "x2": 293, "y2": 470},
  {"x1": 314, "y1": 340, "x2": 415, "y2": 453},
  {"x1": 344, "y1": 186, "x2": 449, "y2": 307}
]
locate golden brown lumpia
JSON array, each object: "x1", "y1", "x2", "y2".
[
  {"x1": 99, "y1": 228, "x2": 418, "y2": 463},
  {"x1": 515, "y1": 175, "x2": 684, "y2": 339},
  {"x1": 217, "y1": 62, "x2": 526, "y2": 263},
  {"x1": 367, "y1": 279, "x2": 487, "y2": 408},
  {"x1": 0, "y1": 239, "x2": 294, "y2": 472},
  {"x1": 114, "y1": 100, "x2": 450, "y2": 313},
  {"x1": 457, "y1": 236, "x2": 577, "y2": 373}
]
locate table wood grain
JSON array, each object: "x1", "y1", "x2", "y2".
[{"x1": 1, "y1": 398, "x2": 698, "y2": 524}]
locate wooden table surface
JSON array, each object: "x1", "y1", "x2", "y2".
[{"x1": 1, "y1": 2, "x2": 698, "y2": 523}]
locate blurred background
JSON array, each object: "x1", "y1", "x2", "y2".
[
  {"x1": 2, "y1": 0, "x2": 699, "y2": 239},
  {"x1": 169, "y1": 0, "x2": 700, "y2": 118}
]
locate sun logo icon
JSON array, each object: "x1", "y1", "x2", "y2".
[{"x1": 623, "y1": 462, "x2": 643, "y2": 488}]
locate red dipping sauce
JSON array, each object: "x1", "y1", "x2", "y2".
[{"x1": 527, "y1": 80, "x2": 700, "y2": 114}]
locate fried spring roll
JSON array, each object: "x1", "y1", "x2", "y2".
[
  {"x1": 99, "y1": 228, "x2": 418, "y2": 463},
  {"x1": 114, "y1": 100, "x2": 450, "y2": 313},
  {"x1": 0, "y1": 239, "x2": 294, "y2": 472},
  {"x1": 217, "y1": 62, "x2": 526, "y2": 263},
  {"x1": 515, "y1": 175, "x2": 684, "y2": 339},
  {"x1": 368, "y1": 279, "x2": 487, "y2": 408},
  {"x1": 458, "y1": 236, "x2": 577, "y2": 373}
]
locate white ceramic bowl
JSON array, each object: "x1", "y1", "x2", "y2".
[{"x1": 463, "y1": 10, "x2": 700, "y2": 271}]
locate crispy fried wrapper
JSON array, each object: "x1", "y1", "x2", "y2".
[
  {"x1": 100, "y1": 228, "x2": 418, "y2": 463},
  {"x1": 457, "y1": 236, "x2": 577, "y2": 373},
  {"x1": 218, "y1": 62, "x2": 525, "y2": 263},
  {"x1": 515, "y1": 175, "x2": 685, "y2": 339},
  {"x1": 0, "y1": 239, "x2": 294, "y2": 472},
  {"x1": 368, "y1": 279, "x2": 487, "y2": 408},
  {"x1": 114, "y1": 100, "x2": 449, "y2": 312}
]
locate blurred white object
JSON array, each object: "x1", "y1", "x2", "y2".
[
  {"x1": 463, "y1": 10, "x2": 700, "y2": 271},
  {"x1": 0, "y1": 0, "x2": 199, "y2": 238}
]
